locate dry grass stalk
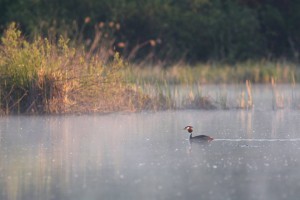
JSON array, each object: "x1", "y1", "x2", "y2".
[
  {"x1": 237, "y1": 80, "x2": 253, "y2": 109},
  {"x1": 271, "y1": 77, "x2": 284, "y2": 110},
  {"x1": 246, "y1": 80, "x2": 253, "y2": 109}
]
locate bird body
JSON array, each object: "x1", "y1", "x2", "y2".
[{"x1": 184, "y1": 126, "x2": 214, "y2": 141}]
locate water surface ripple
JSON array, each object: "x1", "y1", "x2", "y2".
[{"x1": 1, "y1": 109, "x2": 300, "y2": 200}]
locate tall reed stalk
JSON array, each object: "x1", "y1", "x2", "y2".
[{"x1": 271, "y1": 78, "x2": 284, "y2": 110}]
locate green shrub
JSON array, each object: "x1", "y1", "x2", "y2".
[{"x1": 0, "y1": 23, "x2": 127, "y2": 114}]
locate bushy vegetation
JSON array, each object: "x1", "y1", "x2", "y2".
[
  {"x1": 0, "y1": 23, "x2": 157, "y2": 114},
  {"x1": 1, "y1": 0, "x2": 299, "y2": 62}
]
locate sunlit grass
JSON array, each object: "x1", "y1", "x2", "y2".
[{"x1": 0, "y1": 23, "x2": 153, "y2": 114}]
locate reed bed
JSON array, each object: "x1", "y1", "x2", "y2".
[
  {"x1": 135, "y1": 81, "x2": 256, "y2": 110},
  {"x1": 124, "y1": 61, "x2": 299, "y2": 85},
  {"x1": 1, "y1": 23, "x2": 300, "y2": 114},
  {"x1": 122, "y1": 62, "x2": 300, "y2": 111}
]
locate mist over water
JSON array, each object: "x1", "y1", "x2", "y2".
[{"x1": 1, "y1": 86, "x2": 300, "y2": 200}]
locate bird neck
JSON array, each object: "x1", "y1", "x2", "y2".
[{"x1": 190, "y1": 133, "x2": 193, "y2": 139}]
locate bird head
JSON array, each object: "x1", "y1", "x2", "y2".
[{"x1": 184, "y1": 126, "x2": 193, "y2": 133}]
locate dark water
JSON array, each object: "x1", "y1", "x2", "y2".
[{"x1": 1, "y1": 109, "x2": 300, "y2": 200}]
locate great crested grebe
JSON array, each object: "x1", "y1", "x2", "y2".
[{"x1": 184, "y1": 126, "x2": 214, "y2": 141}]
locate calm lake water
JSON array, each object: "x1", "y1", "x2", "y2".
[{"x1": 1, "y1": 85, "x2": 300, "y2": 200}]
